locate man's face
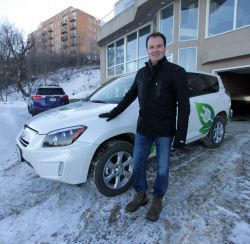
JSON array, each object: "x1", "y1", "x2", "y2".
[{"x1": 147, "y1": 36, "x2": 166, "y2": 65}]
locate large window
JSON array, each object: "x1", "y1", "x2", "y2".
[
  {"x1": 178, "y1": 47, "x2": 197, "y2": 72},
  {"x1": 180, "y1": 0, "x2": 199, "y2": 40},
  {"x1": 107, "y1": 44, "x2": 115, "y2": 77},
  {"x1": 126, "y1": 32, "x2": 137, "y2": 73},
  {"x1": 237, "y1": 0, "x2": 250, "y2": 28},
  {"x1": 107, "y1": 25, "x2": 151, "y2": 77},
  {"x1": 160, "y1": 4, "x2": 174, "y2": 44},
  {"x1": 115, "y1": 39, "x2": 124, "y2": 75},
  {"x1": 208, "y1": 0, "x2": 250, "y2": 37}
]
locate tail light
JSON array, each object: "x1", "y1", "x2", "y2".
[
  {"x1": 32, "y1": 95, "x2": 42, "y2": 100},
  {"x1": 63, "y1": 95, "x2": 69, "y2": 100}
]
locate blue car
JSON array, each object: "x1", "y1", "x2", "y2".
[{"x1": 28, "y1": 85, "x2": 69, "y2": 116}]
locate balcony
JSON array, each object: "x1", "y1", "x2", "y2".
[
  {"x1": 70, "y1": 33, "x2": 77, "y2": 38},
  {"x1": 61, "y1": 28, "x2": 68, "y2": 34},
  {"x1": 61, "y1": 21, "x2": 67, "y2": 26},
  {"x1": 100, "y1": 0, "x2": 135, "y2": 26},
  {"x1": 48, "y1": 35, "x2": 54, "y2": 40},
  {"x1": 70, "y1": 17, "x2": 76, "y2": 22},
  {"x1": 70, "y1": 25, "x2": 76, "y2": 30},
  {"x1": 61, "y1": 35, "x2": 68, "y2": 41},
  {"x1": 98, "y1": 0, "x2": 162, "y2": 45},
  {"x1": 48, "y1": 28, "x2": 53, "y2": 33}
]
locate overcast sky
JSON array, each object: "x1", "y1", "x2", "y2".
[{"x1": 0, "y1": 0, "x2": 118, "y2": 35}]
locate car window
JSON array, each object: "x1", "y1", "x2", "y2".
[
  {"x1": 203, "y1": 75, "x2": 219, "y2": 93},
  {"x1": 187, "y1": 73, "x2": 219, "y2": 97},
  {"x1": 36, "y1": 88, "x2": 65, "y2": 95},
  {"x1": 187, "y1": 73, "x2": 209, "y2": 97},
  {"x1": 89, "y1": 76, "x2": 134, "y2": 103}
]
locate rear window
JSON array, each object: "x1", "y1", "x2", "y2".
[{"x1": 36, "y1": 88, "x2": 65, "y2": 95}]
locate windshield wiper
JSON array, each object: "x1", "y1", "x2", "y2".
[{"x1": 90, "y1": 99, "x2": 107, "y2": 103}]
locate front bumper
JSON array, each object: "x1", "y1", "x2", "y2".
[{"x1": 16, "y1": 131, "x2": 97, "y2": 184}]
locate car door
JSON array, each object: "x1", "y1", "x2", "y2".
[{"x1": 186, "y1": 73, "x2": 220, "y2": 142}]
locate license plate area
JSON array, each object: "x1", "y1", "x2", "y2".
[{"x1": 49, "y1": 97, "x2": 57, "y2": 102}]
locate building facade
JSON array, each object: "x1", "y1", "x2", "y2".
[
  {"x1": 97, "y1": 0, "x2": 250, "y2": 99},
  {"x1": 32, "y1": 6, "x2": 99, "y2": 60}
]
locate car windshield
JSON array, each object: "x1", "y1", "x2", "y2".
[
  {"x1": 88, "y1": 75, "x2": 135, "y2": 104},
  {"x1": 37, "y1": 88, "x2": 65, "y2": 95}
]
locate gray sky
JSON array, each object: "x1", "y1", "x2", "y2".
[{"x1": 0, "y1": 0, "x2": 118, "y2": 35}]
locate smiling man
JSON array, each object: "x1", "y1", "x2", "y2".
[{"x1": 99, "y1": 32, "x2": 190, "y2": 221}]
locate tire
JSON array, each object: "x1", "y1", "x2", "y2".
[
  {"x1": 203, "y1": 116, "x2": 226, "y2": 148},
  {"x1": 93, "y1": 140, "x2": 133, "y2": 197}
]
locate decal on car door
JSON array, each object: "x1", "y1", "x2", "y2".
[{"x1": 195, "y1": 102, "x2": 215, "y2": 134}]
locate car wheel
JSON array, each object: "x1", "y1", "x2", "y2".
[
  {"x1": 203, "y1": 116, "x2": 226, "y2": 148},
  {"x1": 93, "y1": 140, "x2": 133, "y2": 197}
]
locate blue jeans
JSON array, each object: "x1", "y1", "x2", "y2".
[{"x1": 132, "y1": 133, "x2": 173, "y2": 197}]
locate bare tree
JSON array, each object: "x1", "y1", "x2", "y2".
[{"x1": 0, "y1": 20, "x2": 33, "y2": 97}]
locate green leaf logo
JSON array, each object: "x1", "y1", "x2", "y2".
[{"x1": 195, "y1": 102, "x2": 215, "y2": 134}]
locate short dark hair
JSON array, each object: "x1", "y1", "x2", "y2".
[{"x1": 146, "y1": 32, "x2": 166, "y2": 48}]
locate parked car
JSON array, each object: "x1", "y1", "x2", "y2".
[
  {"x1": 17, "y1": 72, "x2": 232, "y2": 197},
  {"x1": 28, "y1": 85, "x2": 69, "y2": 115}
]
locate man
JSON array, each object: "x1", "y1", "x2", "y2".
[{"x1": 99, "y1": 32, "x2": 190, "y2": 221}]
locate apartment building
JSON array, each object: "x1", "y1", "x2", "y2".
[
  {"x1": 32, "y1": 6, "x2": 99, "y2": 60},
  {"x1": 98, "y1": 0, "x2": 250, "y2": 103}
]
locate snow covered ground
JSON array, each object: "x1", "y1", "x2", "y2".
[{"x1": 0, "y1": 69, "x2": 249, "y2": 243}]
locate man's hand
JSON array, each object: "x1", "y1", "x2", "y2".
[
  {"x1": 99, "y1": 112, "x2": 114, "y2": 121},
  {"x1": 172, "y1": 139, "x2": 185, "y2": 149}
]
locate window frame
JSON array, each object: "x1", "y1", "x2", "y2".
[
  {"x1": 178, "y1": 47, "x2": 198, "y2": 72},
  {"x1": 159, "y1": 2, "x2": 175, "y2": 45},
  {"x1": 206, "y1": 0, "x2": 250, "y2": 38},
  {"x1": 106, "y1": 23, "x2": 151, "y2": 78},
  {"x1": 179, "y1": 0, "x2": 200, "y2": 41}
]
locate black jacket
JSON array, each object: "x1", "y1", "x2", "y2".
[{"x1": 110, "y1": 56, "x2": 190, "y2": 144}]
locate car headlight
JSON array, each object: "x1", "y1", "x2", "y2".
[{"x1": 43, "y1": 126, "x2": 87, "y2": 147}]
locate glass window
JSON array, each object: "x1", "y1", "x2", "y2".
[
  {"x1": 106, "y1": 25, "x2": 151, "y2": 77},
  {"x1": 187, "y1": 73, "x2": 209, "y2": 97},
  {"x1": 208, "y1": 0, "x2": 234, "y2": 36},
  {"x1": 126, "y1": 32, "x2": 137, "y2": 61},
  {"x1": 203, "y1": 74, "x2": 219, "y2": 93},
  {"x1": 107, "y1": 44, "x2": 115, "y2": 67},
  {"x1": 37, "y1": 88, "x2": 65, "y2": 95},
  {"x1": 138, "y1": 57, "x2": 148, "y2": 69},
  {"x1": 126, "y1": 61, "x2": 137, "y2": 73},
  {"x1": 115, "y1": 64, "x2": 124, "y2": 75},
  {"x1": 178, "y1": 48, "x2": 197, "y2": 72},
  {"x1": 116, "y1": 39, "x2": 124, "y2": 65},
  {"x1": 237, "y1": 0, "x2": 250, "y2": 28},
  {"x1": 89, "y1": 75, "x2": 135, "y2": 104},
  {"x1": 187, "y1": 73, "x2": 219, "y2": 97},
  {"x1": 180, "y1": 0, "x2": 199, "y2": 40},
  {"x1": 138, "y1": 25, "x2": 150, "y2": 58},
  {"x1": 160, "y1": 4, "x2": 174, "y2": 44},
  {"x1": 107, "y1": 68, "x2": 114, "y2": 77},
  {"x1": 166, "y1": 53, "x2": 173, "y2": 63}
]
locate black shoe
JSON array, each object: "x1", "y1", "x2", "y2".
[
  {"x1": 146, "y1": 197, "x2": 162, "y2": 221},
  {"x1": 125, "y1": 192, "x2": 148, "y2": 212}
]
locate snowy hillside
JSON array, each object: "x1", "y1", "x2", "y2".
[{"x1": 5, "y1": 67, "x2": 101, "y2": 102}]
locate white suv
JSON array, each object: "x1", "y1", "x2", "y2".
[{"x1": 16, "y1": 72, "x2": 232, "y2": 196}]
